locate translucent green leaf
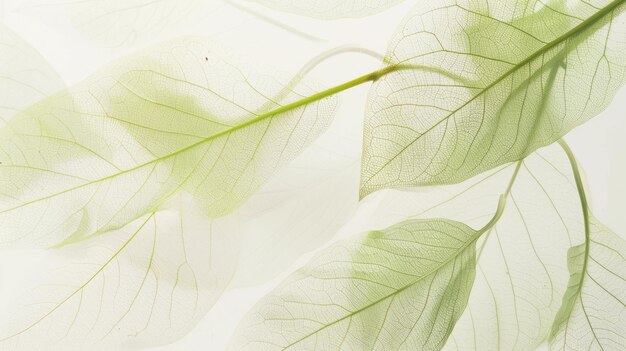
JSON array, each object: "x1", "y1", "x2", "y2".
[
  {"x1": 248, "y1": 0, "x2": 405, "y2": 19},
  {"x1": 0, "y1": 38, "x2": 337, "y2": 247},
  {"x1": 361, "y1": 0, "x2": 626, "y2": 197},
  {"x1": 273, "y1": 143, "x2": 581, "y2": 350},
  {"x1": 549, "y1": 217, "x2": 626, "y2": 350},
  {"x1": 230, "y1": 217, "x2": 479, "y2": 351},
  {"x1": 0, "y1": 193, "x2": 238, "y2": 350},
  {"x1": 443, "y1": 145, "x2": 582, "y2": 350},
  {"x1": 0, "y1": 24, "x2": 63, "y2": 127}
]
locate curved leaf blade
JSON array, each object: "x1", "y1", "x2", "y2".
[
  {"x1": 0, "y1": 193, "x2": 238, "y2": 350},
  {"x1": 550, "y1": 217, "x2": 626, "y2": 350},
  {"x1": 324, "y1": 143, "x2": 582, "y2": 350},
  {"x1": 230, "y1": 218, "x2": 478, "y2": 351},
  {"x1": 361, "y1": 0, "x2": 626, "y2": 196},
  {"x1": 443, "y1": 146, "x2": 582, "y2": 350},
  {"x1": 0, "y1": 38, "x2": 337, "y2": 247}
]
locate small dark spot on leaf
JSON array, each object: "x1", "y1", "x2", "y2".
[{"x1": 205, "y1": 57, "x2": 208, "y2": 61}]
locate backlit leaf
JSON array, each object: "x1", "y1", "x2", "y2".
[
  {"x1": 231, "y1": 217, "x2": 478, "y2": 351},
  {"x1": 0, "y1": 38, "x2": 337, "y2": 247},
  {"x1": 235, "y1": 143, "x2": 584, "y2": 350},
  {"x1": 550, "y1": 217, "x2": 626, "y2": 350},
  {"x1": 0, "y1": 193, "x2": 238, "y2": 350},
  {"x1": 361, "y1": 0, "x2": 626, "y2": 196}
]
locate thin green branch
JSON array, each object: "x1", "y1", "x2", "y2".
[
  {"x1": 0, "y1": 63, "x2": 409, "y2": 218},
  {"x1": 558, "y1": 139, "x2": 591, "y2": 286},
  {"x1": 478, "y1": 161, "x2": 523, "y2": 235}
]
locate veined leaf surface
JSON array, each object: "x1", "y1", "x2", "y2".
[
  {"x1": 236, "y1": 143, "x2": 583, "y2": 350},
  {"x1": 0, "y1": 24, "x2": 63, "y2": 127},
  {"x1": 231, "y1": 218, "x2": 478, "y2": 351},
  {"x1": 249, "y1": 0, "x2": 405, "y2": 19},
  {"x1": 443, "y1": 145, "x2": 582, "y2": 350},
  {"x1": 0, "y1": 38, "x2": 337, "y2": 247},
  {"x1": 357, "y1": 144, "x2": 582, "y2": 350},
  {"x1": 361, "y1": 0, "x2": 626, "y2": 196},
  {"x1": 550, "y1": 217, "x2": 626, "y2": 350},
  {"x1": 0, "y1": 193, "x2": 238, "y2": 350}
]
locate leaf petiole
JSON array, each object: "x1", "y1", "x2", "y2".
[{"x1": 557, "y1": 139, "x2": 591, "y2": 291}]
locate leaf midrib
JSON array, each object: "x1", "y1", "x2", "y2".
[
  {"x1": 281, "y1": 226, "x2": 480, "y2": 350},
  {"x1": 0, "y1": 213, "x2": 155, "y2": 341},
  {"x1": 361, "y1": 0, "x2": 625, "y2": 191},
  {"x1": 283, "y1": 162, "x2": 523, "y2": 349},
  {"x1": 0, "y1": 69, "x2": 389, "y2": 216}
]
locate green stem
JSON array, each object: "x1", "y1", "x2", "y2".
[
  {"x1": 283, "y1": 159, "x2": 523, "y2": 349},
  {"x1": 0, "y1": 64, "x2": 408, "y2": 218},
  {"x1": 558, "y1": 139, "x2": 591, "y2": 284},
  {"x1": 477, "y1": 161, "x2": 523, "y2": 235},
  {"x1": 257, "y1": 48, "x2": 387, "y2": 115},
  {"x1": 476, "y1": 138, "x2": 590, "y2": 250},
  {"x1": 272, "y1": 65, "x2": 394, "y2": 112},
  {"x1": 179, "y1": 64, "x2": 407, "y2": 148}
]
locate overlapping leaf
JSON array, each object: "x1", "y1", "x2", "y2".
[
  {"x1": 249, "y1": 0, "x2": 405, "y2": 19},
  {"x1": 232, "y1": 143, "x2": 584, "y2": 350},
  {"x1": 0, "y1": 24, "x2": 63, "y2": 127},
  {"x1": 0, "y1": 37, "x2": 337, "y2": 247},
  {"x1": 1, "y1": 1, "x2": 623, "y2": 350},
  {"x1": 360, "y1": 144, "x2": 583, "y2": 351},
  {"x1": 361, "y1": 0, "x2": 626, "y2": 197},
  {"x1": 0, "y1": 193, "x2": 238, "y2": 350},
  {"x1": 443, "y1": 146, "x2": 582, "y2": 350},
  {"x1": 231, "y1": 217, "x2": 478, "y2": 351},
  {"x1": 550, "y1": 217, "x2": 626, "y2": 350}
]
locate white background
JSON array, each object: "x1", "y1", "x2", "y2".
[{"x1": 0, "y1": 0, "x2": 625, "y2": 350}]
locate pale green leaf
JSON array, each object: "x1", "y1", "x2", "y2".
[
  {"x1": 549, "y1": 217, "x2": 626, "y2": 350},
  {"x1": 248, "y1": 0, "x2": 405, "y2": 19},
  {"x1": 308, "y1": 143, "x2": 581, "y2": 350},
  {"x1": 443, "y1": 145, "x2": 582, "y2": 350},
  {"x1": 0, "y1": 24, "x2": 63, "y2": 127},
  {"x1": 230, "y1": 217, "x2": 478, "y2": 351},
  {"x1": 0, "y1": 193, "x2": 238, "y2": 350},
  {"x1": 0, "y1": 38, "x2": 337, "y2": 247},
  {"x1": 361, "y1": 0, "x2": 626, "y2": 197}
]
